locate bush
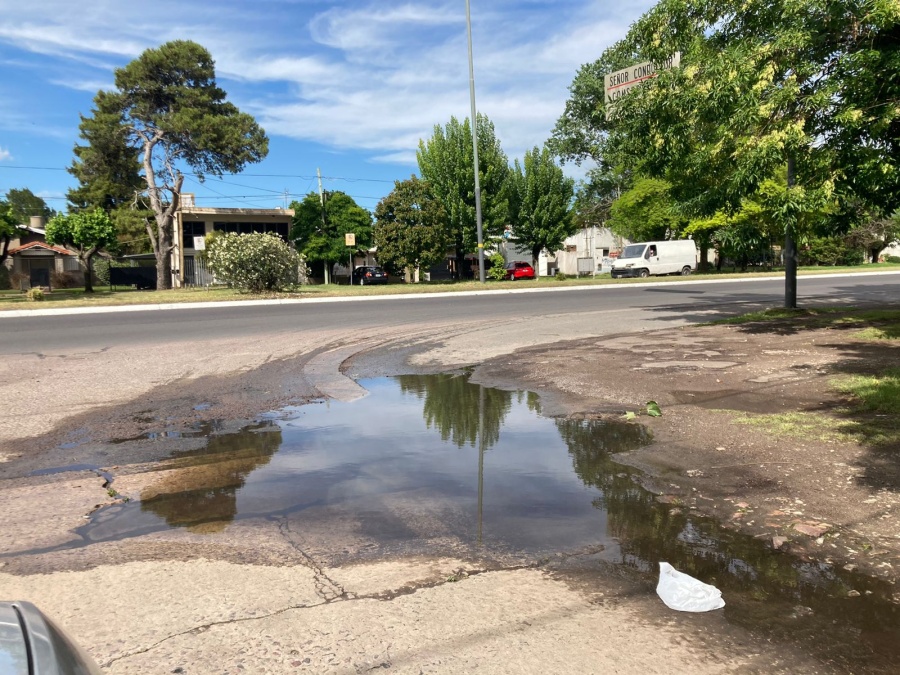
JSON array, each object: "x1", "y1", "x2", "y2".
[
  {"x1": 206, "y1": 232, "x2": 302, "y2": 292},
  {"x1": 50, "y1": 270, "x2": 83, "y2": 288},
  {"x1": 0, "y1": 266, "x2": 10, "y2": 290},
  {"x1": 885, "y1": 255, "x2": 900, "y2": 264},
  {"x1": 799, "y1": 237, "x2": 865, "y2": 266},
  {"x1": 93, "y1": 258, "x2": 134, "y2": 286},
  {"x1": 487, "y1": 252, "x2": 507, "y2": 281},
  {"x1": 555, "y1": 270, "x2": 568, "y2": 281},
  {"x1": 26, "y1": 287, "x2": 45, "y2": 301},
  {"x1": 9, "y1": 272, "x2": 29, "y2": 290}
]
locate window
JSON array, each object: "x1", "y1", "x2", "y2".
[
  {"x1": 182, "y1": 222, "x2": 207, "y2": 249},
  {"x1": 212, "y1": 222, "x2": 290, "y2": 242}
]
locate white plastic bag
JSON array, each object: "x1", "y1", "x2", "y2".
[{"x1": 656, "y1": 562, "x2": 725, "y2": 612}]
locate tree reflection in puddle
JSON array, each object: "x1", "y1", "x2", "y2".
[{"x1": 57, "y1": 373, "x2": 900, "y2": 668}]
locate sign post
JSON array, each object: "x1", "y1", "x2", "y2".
[
  {"x1": 605, "y1": 53, "x2": 681, "y2": 113},
  {"x1": 345, "y1": 233, "x2": 356, "y2": 285}
]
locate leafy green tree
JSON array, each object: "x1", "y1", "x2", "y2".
[
  {"x1": 845, "y1": 214, "x2": 900, "y2": 263},
  {"x1": 291, "y1": 191, "x2": 372, "y2": 281},
  {"x1": 111, "y1": 207, "x2": 155, "y2": 255},
  {"x1": 0, "y1": 200, "x2": 22, "y2": 268},
  {"x1": 373, "y1": 176, "x2": 449, "y2": 280},
  {"x1": 85, "y1": 40, "x2": 268, "y2": 290},
  {"x1": 608, "y1": 178, "x2": 683, "y2": 242},
  {"x1": 572, "y1": 165, "x2": 631, "y2": 230},
  {"x1": 206, "y1": 232, "x2": 301, "y2": 292},
  {"x1": 553, "y1": 0, "x2": 900, "y2": 306},
  {"x1": 45, "y1": 209, "x2": 118, "y2": 293},
  {"x1": 5, "y1": 188, "x2": 55, "y2": 224},
  {"x1": 508, "y1": 146, "x2": 576, "y2": 269},
  {"x1": 67, "y1": 92, "x2": 150, "y2": 256},
  {"x1": 417, "y1": 114, "x2": 510, "y2": 279},
  {"x1": 67, "y1": 91, "x2": 143, "y2": 214}
]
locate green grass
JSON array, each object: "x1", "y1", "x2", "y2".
[
  {"x1": 832, "y1": 369, "x2": 900, "y2": 415},
  {"x1": 728, "y1": 411, "x2": 849, "y2": 442},
  {"x1": 723, "y1": 368, "x2": 900, "y2": 450},
  {"x1": 709, "y1": 308, "x2": 900, "y2": 334},
  {"x1": 709, "y1": 307, "x2": 841, "y2": 325}
]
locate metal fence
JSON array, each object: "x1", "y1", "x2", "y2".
[{"x1": 183, "y1": 255, "x2": 215, "y2": 287}]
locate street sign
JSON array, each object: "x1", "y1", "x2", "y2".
[
  {"x1": 605, "y1": 53, "x2": 681, "y2": 109},
  {"x1": 345, "y1": 233, "x2": 356, "y2": 246},
  {"x1": 193, "y1": 236, "x2": 206, "y2": 251}
]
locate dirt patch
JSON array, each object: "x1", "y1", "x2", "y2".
[{"x1": 474, "y1": 308, "x2": 900, "y2": 583}]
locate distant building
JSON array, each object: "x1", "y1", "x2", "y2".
[
  {"x1": 499, "y1": 225, "x2": 628, "y2": 277},
  {"x1": 3, "y1": 216, "x2": 81, "y2": 288},
  {"x1": 173, "y1": 193, "x2": 295, "y2": 287}
]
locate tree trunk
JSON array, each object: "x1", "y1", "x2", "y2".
[
  {"x1": 156, "y1": 217, "x2": 174, "y2": 290},
  {"x1": 454, "y1": 238, "x2": 466, "y2": 281},
  {"x1": 83, "y1": 257, "x2": 94, "y2": 293},
  {"x1": 0, "y1": 236, "x2": 11, "y2": 267},
  {"x1": 696, "y1": 235, "x2": 710, "y2": 272}
]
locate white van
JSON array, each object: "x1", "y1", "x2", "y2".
[{"x1": 609, "y1": 240, "x2": 697, "y2": 278}]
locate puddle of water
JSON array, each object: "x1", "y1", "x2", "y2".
[
  {"x1": 109, "y1": 420, "x2": 225, "y2": 444},
  {"x1": 16, "y1": 374, "x2": 900, "y2": 668}
]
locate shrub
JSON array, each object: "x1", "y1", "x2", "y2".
[
  {"x1": 206, "y1": 232, "x2": 302, "y2": 292},
  {"x1": 886, "y1": 255, "x2": 900, "y2": 264},
  {"x1": 26, "y1": 287, "x2": 44, "y2": 301},
  {"x1": 555, "y1": 270, "x2": 568, "y2": 281},
  {"x1": 487, "y1": 252, "x2": 507, "y2": 280},
  {"x1": 93, "y1": 258, "x2": 133, "y2": 286},
  {"x1": 93, "y1": 258, "x2": 111, "y2": 286},
  {"x1": 50, "y1": 270, "x2": 83, "y2": 288},
  {"x1": 0, "y1": 266, "x2": 10, "y2": 290},
  {"x1": 799, "y1": 237, "x2": 865, "y2": 266},
  {"x1": 9, "y1": 272, "x2": 29, "y2": 290}
]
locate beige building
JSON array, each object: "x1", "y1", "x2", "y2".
[{"x1": 173, "y1": 194, "x2": 295, "y2": 287}]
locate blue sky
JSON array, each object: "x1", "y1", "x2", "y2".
[{"x1": 0, "y1": 0, "x2": 652, "y2": 214}]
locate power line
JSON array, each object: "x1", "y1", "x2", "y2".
[{"x1": 0, "y1": 164, "x2": 396, "y2": 183}]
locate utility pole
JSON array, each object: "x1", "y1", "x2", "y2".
[
  {"x1": 317, "y1": 168, "x2": 330, "y2": 285},
  {"x1": 465, "y1": 0, "x2": 486, "y2": 283}
]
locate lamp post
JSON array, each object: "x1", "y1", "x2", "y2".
[{"x1": 465, "y1": 0, "x2": 486, "y2": 283}]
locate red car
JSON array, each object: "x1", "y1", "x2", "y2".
[{"x1": 504, "y1": 261, "x2": 535, "y2": 280}]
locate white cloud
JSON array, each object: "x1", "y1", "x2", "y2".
[
  {"x1": 0, "y1": 146, "x2": 12, "y2": 161},
  {"x1": 0, "y1": 0, "x2": 655, "y2": 170}
]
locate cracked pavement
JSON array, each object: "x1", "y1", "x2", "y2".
[{"x1": 0, "y1": 305, "x2": 849, "y2": 673}]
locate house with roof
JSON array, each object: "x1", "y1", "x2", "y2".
[
  {"x1": 3, "y1": 216, "x2": 82, "y2": 288},
  {"x1": 173, "y1": 194, "x2": 295, "y2": 287}
]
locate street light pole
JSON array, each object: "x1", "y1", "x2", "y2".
[{"x1": 465, "y1": 0, "x2": 486, "y2": 283}]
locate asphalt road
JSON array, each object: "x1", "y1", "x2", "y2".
[{"x1": 0, "y1": 272, "x2": 897, "y2": 354}]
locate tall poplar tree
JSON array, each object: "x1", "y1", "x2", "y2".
[
  {"x1": 508, "y1": 146, "x2": 576, "y2": 269},
  {"x1": 417, "y1": 114, "x2": 510, "y2": 279}
]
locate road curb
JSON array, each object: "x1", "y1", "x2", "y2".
[{"x1": 2, "y1": 271, "x2": 899, "y2": 318}]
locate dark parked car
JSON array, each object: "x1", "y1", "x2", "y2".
[
  {"x1": 351, "y1": 266, "x2": 388, "y2": 285},
  {"x1": 0, "y1": 601, "x2": 102, "y2": 674},
  {"x1": 504, "y1": 261, "x2": 535, "y2": 280}
]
